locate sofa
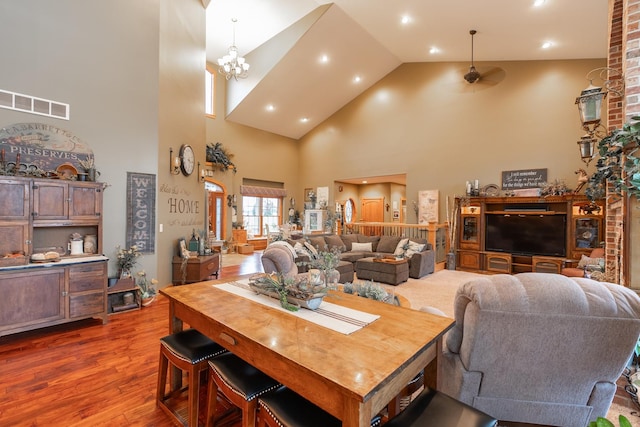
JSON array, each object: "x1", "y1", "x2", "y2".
[
  {"x1": 292, "y1": 233, "x2": 435, "y2": 279},
  {"x1": 439, "y1": 272, "x2": 640, "y2": 427}
]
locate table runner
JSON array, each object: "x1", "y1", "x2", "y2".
[{"x1": 216, "y1": 280, "x2": 380, "y2": 335}]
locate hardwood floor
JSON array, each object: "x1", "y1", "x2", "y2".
[{"x1": 0, "y1": 253, "x2": 264, "y2": 427}]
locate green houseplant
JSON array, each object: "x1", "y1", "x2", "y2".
[
  {"x1": 588, "y1": 415, "x2": 632, "y2": 427},
  {"x1": 586, "y1": 117, "x2": 640, "y2": 201}
]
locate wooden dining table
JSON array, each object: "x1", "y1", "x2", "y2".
[{"x1": 160, "y1": 277, "x2": 454, "y2": 427}]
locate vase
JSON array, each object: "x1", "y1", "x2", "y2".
[
  {"x1": 446, "y1": 252, "x2": 456, "y2": 270},
  {"x1": 324, "y1": 269, "x2": 340, "y2": 287},
  {"x1": 120, "y1": 269, "x2": 132, "y2": 279},
  {"x1": 142, "y1": 296, "x2": 156, "y2": 307}
]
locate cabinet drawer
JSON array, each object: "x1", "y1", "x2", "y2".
[
  {"x1": 69, "y1": 262, "x2": 106, "y2": 292},
  {"x1": 70, "y1": 292, "x2": 104, "y2": 318}
]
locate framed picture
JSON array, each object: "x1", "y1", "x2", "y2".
[
  {"x1": 393, "y1": 209, "x2": 400, "y2": 219},
  {"x1": 304, "y1": 188, "x2": 315, "y2": 202},
  {"x1": 178, "y1": 238, "x2": 189, "y2": 259}
]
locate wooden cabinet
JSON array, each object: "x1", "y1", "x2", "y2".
[
  {"x1": 232, "y1": 229, "x2": 247, "y2": 244},
  {"x1": 0, "y1": 176, "x2": 107, "y2": 337},
  {"x1": 172, "y1": 254, "x2": 220, "y2": 285},
  {"x1": 455, "y1": 195, "x2": 601, "y2": 274},
  {"x1": 0, "y1": 259, "x2": 108, "y2": 337},
  {"x1": 107, "y1": 278, "x2": 141, "y2": 314}
]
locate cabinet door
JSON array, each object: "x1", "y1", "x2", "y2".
[
  {"x1": 69, "y1": 183, "x2": 102, "y2": 220},
  {"x1": 459, "y1": 215, "x2": 480, "y2": 249},
  {"x1": 0, "y1": 268, "x2": 65, "y2": 333},
  {"x1": 33, "y1": 181, "x2": 69, "y2": 220},
  {"x1": 68, "y1": 262, "x2": 106, "y2": 318},
  {"x1": 0, "y1": 221, "x2": 30, "y2": 259},
  {"x1": 0, "y1": 178, "x2": 30, "y2": 219}
]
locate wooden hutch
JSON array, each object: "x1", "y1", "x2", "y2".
[
  {"x1": 0, "y1": 176, "x2": 108, "y2": 337},
  {"x1": 456, "y1": 195, "x2": 604, "y2": 274}
]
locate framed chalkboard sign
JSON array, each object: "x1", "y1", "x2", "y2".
[{"x1": 501, "y1": 169, "x2": 547, "y2": 190}]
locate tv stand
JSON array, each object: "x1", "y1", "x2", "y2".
[{"x1": 456, "y1": 195, "x2": 603, "y2": 274}]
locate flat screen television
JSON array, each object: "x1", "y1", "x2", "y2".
[{"x1": 485, "y1": 214, "x2": 566, "y2": 257}]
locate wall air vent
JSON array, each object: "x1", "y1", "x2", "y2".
[{"x1": 0, "y1": 89, "x2": 69, "y2": 120}]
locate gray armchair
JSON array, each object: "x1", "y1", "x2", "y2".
[{"x1": 439, "y1": 272, "x2": 640, "y2": 427}]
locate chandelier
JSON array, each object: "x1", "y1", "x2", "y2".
[{"x1": 217, "y1": 18, "x2": 250, "y2": 80}]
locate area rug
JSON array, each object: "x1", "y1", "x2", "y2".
[{"x1": 221, "y1": 252, "x2": 261, "y2": 267}]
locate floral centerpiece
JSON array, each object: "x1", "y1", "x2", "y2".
[
  {"x1": 342, "y1": 280, "x2": 399, "y2": 305},
  {"x1": 248, "y1": 273, "x2": 329, "y2": 311},
  {"x1": 136, "y1": 270, "x2": 158, "y2": 305},
  {"x1": 115, "y1": 244, "x2": 141, "y2": 278}
]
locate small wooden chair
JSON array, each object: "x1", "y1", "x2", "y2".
[{"x1": 156, "y1": 329, "x2": 227, "y2": 427}]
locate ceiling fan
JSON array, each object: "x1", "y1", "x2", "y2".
[{"x1": 464, "y1": 30, "x2": 481, "y2": 84}]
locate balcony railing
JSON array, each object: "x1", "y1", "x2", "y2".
[{"x1": 343, "y1": 221, "x2": 450, "y2": 269}]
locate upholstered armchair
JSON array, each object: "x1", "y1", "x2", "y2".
[
  {"x1": 260, "y1": 243, "x2": 300, "y2": 280},
  {"x1": 439, "y1": 273, "x2": 640, "y2": 427}
]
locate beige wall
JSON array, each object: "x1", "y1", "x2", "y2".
[{"x1": 299, "y1": 59, "x2": 606, "y2": 221}]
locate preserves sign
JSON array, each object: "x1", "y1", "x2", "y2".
[{"x1": 501, "y1": 168, "x2": 547, "y2": 190}]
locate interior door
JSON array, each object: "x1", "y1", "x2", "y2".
[
  {"x1": 206, "y1": 181, "x2": 226, "y2": 240},
  {"x1": 361, "y1": 198, "x2": 384, "y2": 236}
]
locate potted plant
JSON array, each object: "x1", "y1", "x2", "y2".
[
  {"x1": 78, "y1": 155, "x2": 99, "y2": 182},
  {"x1": 586, "y1": 117, "x2": 640, "y2": 202},
  {"x1": 115, "y1": 244, "x2": 141, "y2": 279},
  {"x1": 135, "y1": 270, "x2": 158, "y2": 306},
  {"x1": 588, "y1": 415, "x2": 632, "y2": 427},
  {"x1": 299, "y1": 246, "x2": 342, "y2": 286}
]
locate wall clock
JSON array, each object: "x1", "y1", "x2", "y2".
[{"x1": 179, "y1": 144, "x2": 195, "y2": 176}]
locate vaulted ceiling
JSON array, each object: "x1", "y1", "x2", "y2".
[{"x1": 206, "y1": 0, "x2": 608, "y2": 139}]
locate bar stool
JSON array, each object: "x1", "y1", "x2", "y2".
[
  {"x1": 156, "y1": 328, "x2": 228, "y2": 427},
  {"x1": 206, "y1": 352, "x2": 281, "y2": 427},
  {"x1": 387, "y1": 370, "x2": 424, "y2": 418},
  {"x1": 257, "y1": 386, "x2": 382, "y2": 427},
  {"x1": 384, "y1": 386, "x2": 498, "y2": 427}
]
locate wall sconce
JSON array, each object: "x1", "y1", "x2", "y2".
[
  {"x1": 169, "y1": 147, "x2": 180, "y2": 175},
  {"x1": 574, "y1": 67, "x2": 624, "y2": 165},
  {"x1": 290, "y1": 197, "x2": 295, "y2": 208},
  {"x1": 577, "y1": 134, "x2": 596, "y2": 166},
  {"x1": 227, "y1": 194, "x2": 236, "y2": 207},
  {"x1": 197, "y1": 162, "x2": 205, "y2": 182}
]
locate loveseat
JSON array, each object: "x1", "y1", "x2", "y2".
[
  {"x1": 290, "y1": 233, "x2": 435, "y2": 279},
  {"x1": 439, "y1": 272, "x2": 640, "y2": 427}
]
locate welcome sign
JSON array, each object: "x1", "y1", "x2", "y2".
[{"x1": 126, "y1": 172, "x2": 156, "y2": 254}]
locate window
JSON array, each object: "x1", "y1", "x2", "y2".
[
  {"x1": 205, "y1": 65, "x2": 215, "y2": 118},
  {"x1": 344, "y1": 199, "x2": 355, "y2": 223},
  {"x1": 243, "y1": 196, "x2": 281, "y2": 237}
]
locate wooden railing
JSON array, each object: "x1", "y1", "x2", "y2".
[{"x1": 343, "y1": 222, "x2": 450, "y2": 270}]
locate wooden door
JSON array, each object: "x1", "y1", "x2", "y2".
[
  {"x1": 361, "y1": 198, "x2": 383, "y2": 236},
  {"x1": 206, "y1": 182, "x2": 225, "y2": 240}
]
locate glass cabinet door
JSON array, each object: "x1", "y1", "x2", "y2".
[
  {"x1": 462, "y1": 216, "x2": 478, "y2": 242},
  {"x1": 574, "y1": 218, "x2": 599, "y2": 249}
]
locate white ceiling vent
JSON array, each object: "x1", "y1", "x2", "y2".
[{"x1": 0, "y1": 89, "x2": 69, "y2": 120}]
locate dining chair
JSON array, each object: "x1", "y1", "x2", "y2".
[
  {"x1": 206, "y1": 352, "x2": 281, "y2": 427},
  {"x1": 156, "y1": 328, "x2": 228, "y2": 427}
]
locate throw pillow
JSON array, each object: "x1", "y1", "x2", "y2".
[
  {"x1": 393, "y1": 238, "x2": 410, "y2": 257},
  {"x1": 351, "y1": 242, "x2": 373, "y2": 252},
  {"x1": 293, "y1": 242, "x2": 312, "y2": 258},
  {"x1": 357, "y1": 235, "x2": 380, "y2": 251},
  {"x1": 308, "y1": 236, "x2": 327, "y2": 252},
  {"x1": 577, "y1": 255, "x2": 604, "y2": 269},
  {"x1": 325, "y1": 234, "x2": 346, "y2": 251},
  {"x1": 304, "y1": 241, "x2": 319, "y2": 256},
  {"x1": 340, "y1": 234, "x2": 358, "y2": 251},
  {"x1": 377, "y1": 235, "x2": 402, "y2": 253},
  {"x1": 404, "y1": 240, "x2": 426, "y2": 258}
]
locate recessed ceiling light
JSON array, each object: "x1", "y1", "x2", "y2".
[
  {"x1": 401, "y1": 15, "x2": 411, "y2": 25},
  {"x1": 266, "y1": 104, "x2": 275, "y2": 111},
  {"x1": 300, "y1": 117, "x2": 309, "y2": 123},
  {"x1": 541, "y1": 41, "x2": 553, "y2": 49},
  {"x1": 353, "y1": 75, "x2": 362, "y2": 83},
  {"x1": 429, "y1": 47, "x2": 440, "y2": 55},
  {"x1": 533, "y1": 0, "x2": 545, "y2": 6},
  {"x1": 320, "y1": 54, "x2": 329, "y2": 64}
]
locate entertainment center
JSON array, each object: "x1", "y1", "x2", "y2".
[{"x1": 456, "y1": 195, "x2": 603, "y2": 274}]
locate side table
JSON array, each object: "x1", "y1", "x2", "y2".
[{"x1": 172, "y1": 253, "x2": 220, "y2": 285}]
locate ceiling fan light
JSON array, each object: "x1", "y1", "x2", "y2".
[{"x1": 464, "y1": 66, "x2": 481, "y2": 84}]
